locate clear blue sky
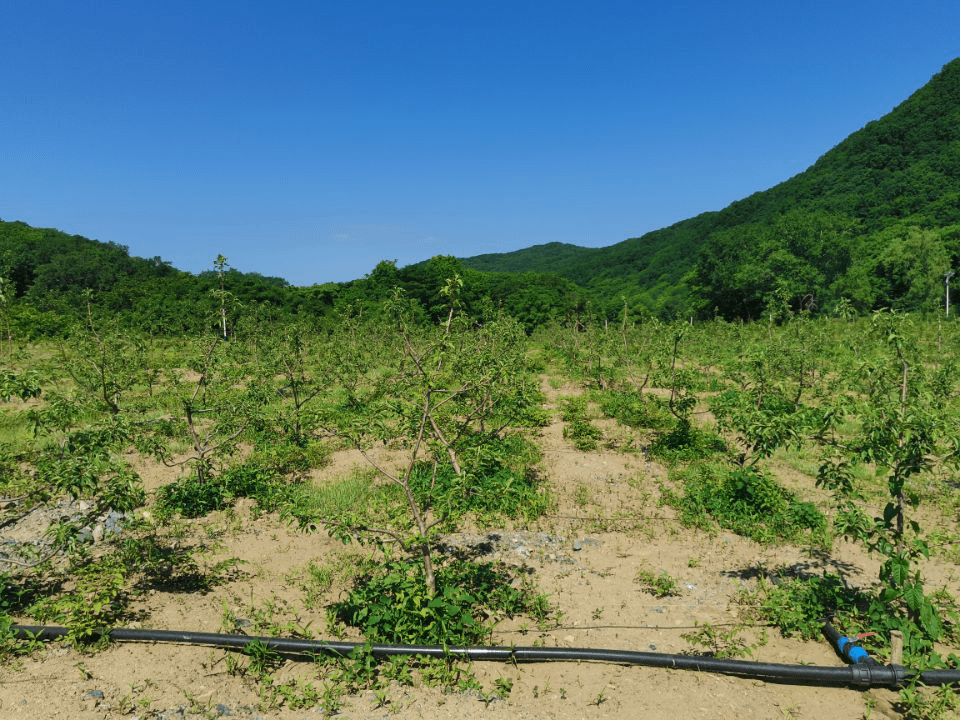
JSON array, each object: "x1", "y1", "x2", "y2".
[{"x1": 2, "y1": 1, "x2": 959, "y2": 285}]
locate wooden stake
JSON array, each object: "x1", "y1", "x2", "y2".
[{"x1": 890, "y1": 630, "x2": 904, "y2": 665}]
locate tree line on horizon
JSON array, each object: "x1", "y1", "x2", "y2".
[
  {"x1": 4, "y1": 59, "x2": 960, "y2": 332},
  {"x1": 0, "y1": 219, "x2": 594, "y2": 337}
]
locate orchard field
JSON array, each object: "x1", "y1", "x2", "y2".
[{"x1": 2, "y1": 290, "x2": 960, "y2": 719}]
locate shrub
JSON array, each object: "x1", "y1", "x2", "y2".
[
  {"x1": 560, "y1": 397, "x2": 603, "y2": 450},
  {"x1": 155, "y1": 463, "x2": 294, "y2": 518},
  {"x1": 410, "y1": 461, "x2": 551, "y2": 524},
  {"x1": 596, "y1": 390, "x2": 673, "y2": 431},
  {"x1": 648, "y1": 420, "x2": 727, "y2": 464},
  {"x1": 662, "y1": 462, "x2": 827, "y2": 544},
  {"x1": 332, "y1": 556, "x2": 538, "y2": 645}
]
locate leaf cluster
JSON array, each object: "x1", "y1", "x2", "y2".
[
  {"x1": 332, "y1": 555, "x2": 539, "y2": 646},
  {"x1": 662, "y1": 462, "x2": 828, "y2": 545}
]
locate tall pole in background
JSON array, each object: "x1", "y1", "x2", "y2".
[{"x1": 947, "y1": 270, "x2": 956, "y2": 318}]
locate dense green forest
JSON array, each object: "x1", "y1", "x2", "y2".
[
  {"x1": 462, "y1": 58, "x2": 960, "y2": 319},
  {"x1": 4, "y1": 59, "x2": 960, "y2": 332},
  {"x1": 0, "y1": 221, "x2": 591, "y2": 336}
]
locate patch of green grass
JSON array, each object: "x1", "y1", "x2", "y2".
[
  {"x1": 634, "y1": 565, "x2": 681, "y2": 598},
  {"x1": 291, "y1": 554, "x2": 373, "y2": 610},
  {"x1": 333, "y1": 555, "x2": 545, "y2": 646},
  {"x1": 283, "y1": 468, "x2": 402, "y2": 530},
  {"x1": 0, "y1": 411, "x2": 35, "y2": 446},
  {"x1": 660, "y1": 461, "x2": 828, "y2": 545},
  {"x1": 573, "y1": 484, "x2": 591, "y2": 508}
]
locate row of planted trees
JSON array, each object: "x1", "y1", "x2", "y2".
[
  {"x1": 0, "y1": 272, "x2": 552, "y2": 653},
  {"x1": 539, "y1": 304, "x2": 960, "y2": 665},
  {"x1": 2, "y1": 271, "x2": 960, "y2": 672}
]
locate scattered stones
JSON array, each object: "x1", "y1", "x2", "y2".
[
  {"x1": 0, "y1": 498, "x2": 128, "y2": 571},
  {"x1": 438, "y1": 531, "x2": 567, "y2": 564},
  {"x1": 147, "y1": 704, "x2": 266, "y2": 719},
  {"x1": 156, "y1": 708, "x2": 186, "y2": 720},
  {"x1": 572, "y1": 537, "x2": 601, "y2": 551}
]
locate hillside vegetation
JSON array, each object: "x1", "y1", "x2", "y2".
[
  {"x1": 4, "y1": 60, "x2": 960, "y2": 334},
  {"x1": 0, "y1": 222, "x2": 589, "y2": 336},
  {"x1": 462, "y1": 58, "x2": 960, "y2": 319}
]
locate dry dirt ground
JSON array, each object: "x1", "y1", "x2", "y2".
[{"x1": 1, "y1": 377, "x2": 956, "y2": 719}]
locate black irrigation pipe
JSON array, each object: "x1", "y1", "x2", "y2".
[{"x1": 13, "y1": 624, "x2": 960, "y2": 689}]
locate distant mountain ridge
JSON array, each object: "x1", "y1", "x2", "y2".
[
  {"x1": 460, "y1": 58, "x2": 960, "y2": 318},
  {"x1": 5, "y1": 59, "x2": 960, "y2": 327}
]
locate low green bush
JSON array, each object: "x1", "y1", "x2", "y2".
[
  {"x1": 155, "y1": 462, "x2": 294, "y2": 518},
  {"x1": 560, "y1": 397, "x2": 603, "y2": 450},
  {"x1": 409, "y1": 434, "x2": 551, "y2": 523},
  {"x1": 648, "y1": 420, "x2": 727, "y2": 464},
  {"x1": 596, "y1": 390, "x2": 673, "y2": 431},
  {"x1": 410, "y1": 462, "x2": 551, "y2": 524},
  {"x1": 661, "y1": 462, "x2": 827, "y2": 544},
  {"x1": 741, "y1": 572, "x2": 960, "y2": 670},
  {"x1": 332, "y1": 556, "x2": 541, "y2": 645}
]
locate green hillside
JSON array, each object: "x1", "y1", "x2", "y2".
[
  {"x1": 461, "y1": 58, "x2": 960, "y2": 318},
  {"x1": 0, "y1": 222, "x2": 589, "y2": 336},
  {"x1": 0, "y1": 220, "x2": 312, "y2": 335},
  {"x1": 5, "y1": 59, "x2": 960, "y2": 328}
]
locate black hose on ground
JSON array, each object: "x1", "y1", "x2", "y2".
[
  {"x1": 14, "y1": 624, "x2": 956, "y2": 688},
  {"x1": 822, "y1": 621, "x2": 879, "y2": 666}
]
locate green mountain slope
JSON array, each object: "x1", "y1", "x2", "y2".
[
  {"x1": 0, "y1": 221, "x2": 590, "y2": 335},
  {"x1": 460, "y1": 58, "x2": 960, "y2": 318},
  {"x1": 0, "y1": 219, "x2": 303, "y2": 334}
]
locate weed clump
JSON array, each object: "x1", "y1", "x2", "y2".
[
  {"x1": 411, "y1": 463, "x2": 551, "y2": 522},
  {"x1": 648, "y1": 420, "x2": 727, "y2": 464},
  {"x1": 155, "y1": 462, "x2": 294, "y2": 519},
  {"x1": 560, "y1": 397, "x2": 603, "y2": 451},
  {"x1": 332, "y1": 556, "x2": 545, "y2": 646},
  {"x1": 634, "y1": 565, "x2": 681, "y2": 598},
  {"x1": 661, "y1": 462, "x2": 827, "y2": 545},
  {"x1": 740, "y1": 571, "x2": 960, "y2": 670},
  {"x1": 597, "y1": 390, "x2": 673, "y2": 431}
]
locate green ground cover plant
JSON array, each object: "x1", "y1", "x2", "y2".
[
  {"x1": 661, "y1": 462, "x2": 828, "y2": 545},
  {"x1": 595, "y1": 389, "x2": 673, "y2": 431},
  {"x1": 560, "y1": 396, "x2": 603, "y2": 451},
  {"x1": 332, "y1": 554, "x2": 542, "y2": 645}
]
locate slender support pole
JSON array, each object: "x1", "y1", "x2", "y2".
[{"x1": 947, "y1": 271, "x2": 955, "y2": 318}]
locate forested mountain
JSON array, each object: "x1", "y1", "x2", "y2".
[
  {"x1": 461, "y1": 58, "x2": 960, "y2": 318},
  {"x1": 5, "y1": 59, "x2": 960, "y2": 330},
  {"x1": 0, "y1": 220, "x2": 306, "y2": 335},
  {"x1": 0, "y1": 221, "x2": 589, "y2": 336}
]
